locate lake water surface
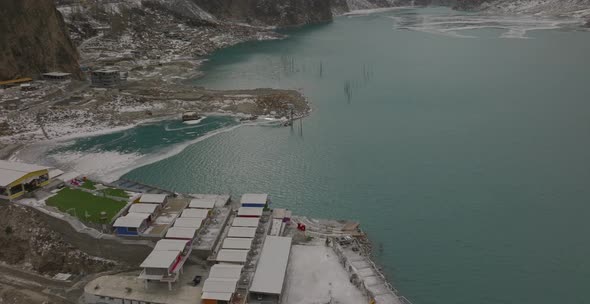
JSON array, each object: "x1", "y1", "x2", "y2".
[{"x1": 57, "y1": 7, "x2": 590, "y2": 304}]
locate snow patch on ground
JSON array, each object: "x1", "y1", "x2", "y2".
[{"x1": 283, "y1": 245, "x2": 367, "y2": 304}]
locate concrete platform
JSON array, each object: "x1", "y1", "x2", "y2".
[{"x1": 84, "y1": 265, "x2": 207, "y2": 304}]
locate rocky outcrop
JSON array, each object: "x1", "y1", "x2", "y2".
[
  {"x1": 191, "y1": 0, "x2": 333, "y2": 26},
  {"x1": 0, "y1": 0, "x2": 81, "y2": 80},
  {"x1": 0, "y1": 204, "x2": 118, "y2": 275}
]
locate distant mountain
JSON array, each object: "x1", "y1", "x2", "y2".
[{"x1": 0, "y1": 0, "x2": 81, "y2": 80}]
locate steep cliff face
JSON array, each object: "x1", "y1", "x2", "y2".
[
  {"x1": 0, "y1": 0, "x2": 81, "y2": 80},
  {"x1": 191, "y1": 0, "x2": 333, "y2": 26}
]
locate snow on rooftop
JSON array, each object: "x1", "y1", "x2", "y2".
[
  {"x1": 128, "y1": 203, "x2": 158, "y2": 214},
  {"x1": 181, "y1": 208, "x2": 209, "y2": 218},
  {"x1": 227, "y1": 227, "x2": 256, "y2": 238},
  {"x1": 173, "y1": 217, "x2": 204, "y2": 228},
  {"x1": 153, "y1": 239, "x2": 188, "y2": 252},
  {"x1": 240, "y1": 193, "x2": 268, "y2": 205},
  {"x1": 231, "y1": 217, "x2": 260, "y2": 227},
  {"x1": 139, "y1": 193, "x2": 167, "y2": 204},
  {"x1": 189, "y1": 198, "x2": 216, "y2": 209},
  {"x1": 250, "y1": 236, "x2": 292, "y2": 295},
  {"x1": 216, "y1": 249, "x2": 248, "y2": 263},
  {"x1": 237, "y1": 207, "x2": 263, "y2": 217},
  {"x1": 140, "y1": 250, "x2": 179, "y2": 269},
  {"x1": 165, "y1": 227, "x2": 198, "y2": 239},
  {"x1": 222, "y1": 238, "x2": 253, "y2": 250}
]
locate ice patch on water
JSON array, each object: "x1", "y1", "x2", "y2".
[
  {"x1": 47, "y1": 150, "x2": 143, "y2": 183},
  {"x1": 37, "y1": 123, "x2": 246, "y2": 183},
  {"x1": 390, "y1": 12, "x2": 584, "y2": 39}
]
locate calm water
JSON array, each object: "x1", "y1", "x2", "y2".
[{"x1": 64, "y1": 7, "x2": 590, "y2": 304}]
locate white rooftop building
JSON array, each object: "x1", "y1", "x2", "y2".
[
  {"x1": 209, "y1": 264, "x2": 243, "y2": 280},
  {"x1": 231, "y1": 217, "x2": 260, "y2": 227},
  {"x1": 189, "y1": 198, "x2": 216, "y2": 209},
  {"x1": 181, "y1": 208, "x2": 209, "y2": 218},
  {"x1": 222, "y1": 238, "x2": 253, "y2": 250},
  {"x1": 139, "y1": 193, "x2": 168, "y2": 205},
  {"x1": 165, "y1": 227, "x2": 198, "y2": 240},
  {"x1": 173, "y1": 217, "x2": 204, "y2": 229},
  {"x1": 249, "y1": 236, "x2": 292, "y2": 303},
  {"x1": 112, "y1": 213, "x2": 150, "y2": 236},
  {"x1": 216, "y1": 249, "x2": 248, "y2": 264},
  {"x1": 129, "y1": 203, "x2": 159, "y2": 214},
  {"x1": 237, "y1": 207, "x2": 263, "y2": 218},
  {"x1": 202, "y1": 278, "x2": 239, "y2": 303},
  {"x1": 153, "y1": 239, "x2": 190, "y2": 252},
  {"x1": 227, "y1": 227, "x2": 256, "y2": 238}
]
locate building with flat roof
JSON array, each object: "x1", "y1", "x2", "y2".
[
  {"x1": 227, "y1": 227, "x2": 256, "y2": 238},
  {"x1": 237, "y1": 207, "x2": 263, "y2": 218},
  {"x1": 222, "y1": 238, "x2": 253, "y2": 250},
  {"x1": 139, "y1": 193, "x2": 168, "y2": 205},
  {"x1": 240, "y1": 193, "x2": 268, "y2": 208},
  {"x1": 165, "y1": 227, "x2": 198, "y2": 240},
  {"x1": 42, "y1": 72, "x2": 71, "y2": 81},
  {"x1": 202, "y1": 278, "x2": 239, "y2": 304},
  {"x1": 209, "y1": 264, "x2": 243, "y2": 279},
  {"x1": 189, "y1": 198, "x2": 216, "y2": 209},
  {"x1": 139, "y1": 250, "x2": 185, "y2": 290},
  {"x1": 181, "y1": 208, "x2": 209, "y2": 218},
  {"x1": 128, "y1": 203, "x2": 160, "y2": 221},
  {"x1": 215, "y1": 249, "x2": 248, "y2": 264},
  {"x1": 173, "y1": 217, "x2": 204, "y2": 229},
  {"x1": 112, "y1": 213, "x2": 150, "y2": 236},
  {"x1": 249, "y1": 236, "x2": 292, "y2": 304},
  {"x1": 154, "y1": 239, "x2": 191, "y2": 252},
  {"x1": 0, "y1": 160, "x2": 51, "y2": 201},
  {"x1": 231, "y1": 217, "x2": 260, "y2": 227}
]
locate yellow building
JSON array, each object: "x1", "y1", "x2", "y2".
[{"x1": 0, "y1": 160, "x2": 51, "y2": 201}]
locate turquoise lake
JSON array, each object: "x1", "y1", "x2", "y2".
[{"x1": 56, "y1": 7, "x2": 590, "y2": 304}]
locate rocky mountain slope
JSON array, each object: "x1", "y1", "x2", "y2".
[
  {"x1": 0, "y1": 204, "x2": 118, "y2": 275},
  {"x1": 0, "y1": 0, "x2": 81, "y2": 80},
  {"x1": 190, "y1": 0, "x2": 333, "y2": 26}
]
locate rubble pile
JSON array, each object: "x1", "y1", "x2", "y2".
[{"x1": 0, "y1": 204, "x2": 120, "y2": 276}]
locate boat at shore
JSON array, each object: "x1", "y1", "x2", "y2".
[{"x1": 181, "y1": 111, "x2": 201, "y2": 122}]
